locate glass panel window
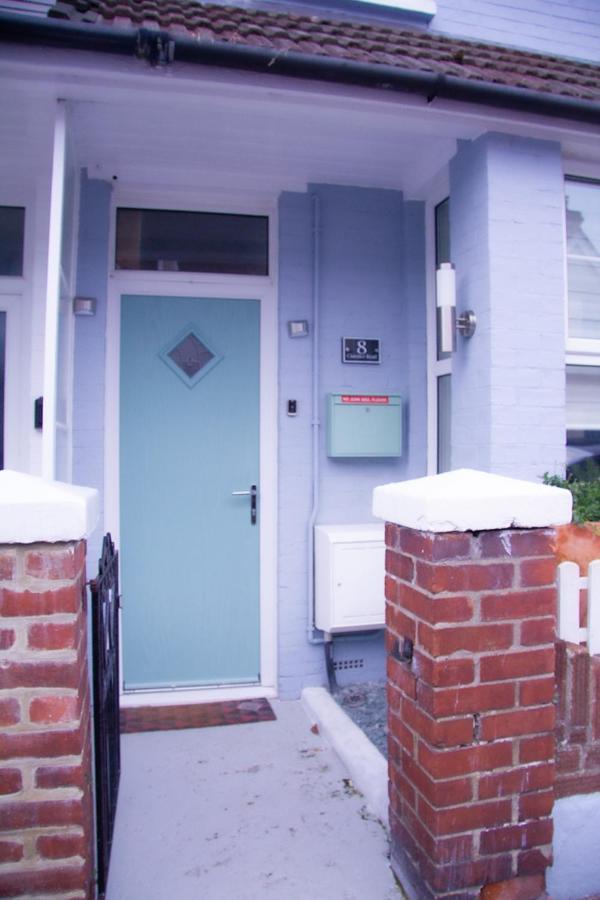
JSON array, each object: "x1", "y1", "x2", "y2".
[
  {"x1": 0, "y1": 207, "x2": 25, "y2": 276},
  {"x1": 566, "y1": 179, "x2": 600, "y2": 341},
  {"x1": 435, "y1": 198, "x2": 450, "y2": 267},
  {"x1": 566, "y1": 180, "x2": 600, "y2": 255},
  {"x1": 567, "y1": 259, "x2": 600, "y2": 339},
  {"x1": 434, "y1": 197, "x2": 452, "y2": 473},
  {"x1": 115, "y1": 208, "x2": 269, "y2": 276},
  {"x1": 566, "y1": 365, "x2": 600, "y2": 481},
  {"x1": 435, "y1": 198, "x2": 451, "y2": 362},
  {"x1": 437, "y1": 373, "x2": 451, "y2": 473}
]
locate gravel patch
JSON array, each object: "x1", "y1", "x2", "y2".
[{"x1": 335, "y1": 680, "x2": 388, "y2": 759}]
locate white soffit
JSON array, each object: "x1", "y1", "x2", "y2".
[
  {"x1": 372, "y1": 468, "x2": 573, "y2": 533},
  {"x1": 0, "y1": 470, "x2": 99, "y2": 544}
]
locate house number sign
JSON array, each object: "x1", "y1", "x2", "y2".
[{"x1": 342, "y1": 337, "x2": 380, "y2": 364}]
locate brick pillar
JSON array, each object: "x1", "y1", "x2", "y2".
[
  {"x1": 373, "y1": 469, "x2": 572, "y2": 900},
  {"x1": 0, "y1": 472, "x2": 98, "y2": 899}
]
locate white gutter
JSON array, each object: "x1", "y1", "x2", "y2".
[{"x1": 41, "y1": 99, "x2": 66, "y2": 481}]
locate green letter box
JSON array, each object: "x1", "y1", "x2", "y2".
[{"x1": 327, "y1": 393, "x2": 403, "y2": 458}]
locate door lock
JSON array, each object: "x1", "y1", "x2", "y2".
[{"x1": 231, "y1": 485, "x2": 257, "y2": 525}]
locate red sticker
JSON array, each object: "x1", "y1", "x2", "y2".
[{"x1": 340, "y1": 395, "x2": 389, "y2": 404}]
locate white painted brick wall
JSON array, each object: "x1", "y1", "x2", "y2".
[
  {"x1": 72, "y1": 174, "x2": 112, "y2": 573},
  {"x1": 450, "y1": 133, "x2": 566, "y2": 482},
  {"x1": 277, "y1": 185, "x2": 428, "y2": 697},
  {"x1": 432, "y1": 0, "x2": 600, "y2": 63}
]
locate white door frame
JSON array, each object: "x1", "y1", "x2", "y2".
[
  {"x1": 0, "y1": 293, "x2": 23, "y2": 470},
  {"x1": 106, "y1": 271, "x2": 278, "y2": 706},
  {"x1": 424, "y1": 171, "x2": 451, "y2": 475}
]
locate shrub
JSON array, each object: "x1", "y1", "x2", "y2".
[{"x1": 543, "y1": 473, "x2": 600, "y2": 524}]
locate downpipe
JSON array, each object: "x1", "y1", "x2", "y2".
[{"x1": 307, "y1": 192, "x2": 325, "y2": 646}]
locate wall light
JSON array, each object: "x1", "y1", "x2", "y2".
[
  {"x1": 73, "y1": 296, "x2": 97, "y2": 317},
  {"x1": 288, "y1": 320, "x2": 309, "y2": 338},
  {"x1": 436, "y1": 263, "x2": 476, "y2": 353}
]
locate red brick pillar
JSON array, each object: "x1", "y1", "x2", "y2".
[
  {"x1": 0, "y1": 473, "x2": 98, "y2": 899},
  {"x1": 373, "y1": 470, "x2": 572, "y2": 900}
]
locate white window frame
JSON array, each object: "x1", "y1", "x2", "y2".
[{"x1": 0, "y1": 187, "x2": 34, "y2": 473}]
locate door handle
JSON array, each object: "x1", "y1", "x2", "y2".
[{"x1": 232, "y1": 485, "x2": 257, "y2": 525}]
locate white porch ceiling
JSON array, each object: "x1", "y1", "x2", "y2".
[{"x1": 68, "y1": 88, "x2": 461, "y2": 198}]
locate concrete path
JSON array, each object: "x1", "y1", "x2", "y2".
[
  {"x1": 106, "y1": 699, "x2": 402, "y2": 900},
  {"x1": 547, "y1": 791, "x2": 600, "y2": 900}
]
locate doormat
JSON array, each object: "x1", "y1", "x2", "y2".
[{"x1": 120, "y1": 698, "x2": 276, "y2": 734}]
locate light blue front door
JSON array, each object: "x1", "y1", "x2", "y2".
[{"x1": 120, "y1": 294, "x2": 260, "y2": 690}]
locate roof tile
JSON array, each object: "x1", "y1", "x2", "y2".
[{"x1": 47, "y1": 0, "x2": 600, "y2": 102}]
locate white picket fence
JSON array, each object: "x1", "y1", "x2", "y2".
[{"x1": 558, "y1": 559, "x2": 600, "y2": 654}]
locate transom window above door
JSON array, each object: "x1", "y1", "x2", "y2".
[{"x1": 115, "y1": 208, "x2": 269, "y2": 276}]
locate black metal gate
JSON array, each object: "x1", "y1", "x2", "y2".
[{"x1": 91, "y1": 533, "x2": 121, "y2": 897}]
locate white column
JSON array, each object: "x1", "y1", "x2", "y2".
[{"x1": 41, "y1": 100, "x2": 67, "y2": 481}]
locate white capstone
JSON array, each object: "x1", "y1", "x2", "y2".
[
  {"x1": 373, "y1": 468, "x2": 572, "y2": 533},
  {"x1": 0, "y1": 470, "x2": 99, "y2": 544}
]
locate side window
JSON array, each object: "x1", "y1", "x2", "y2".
[
  {"x1": 0, "y1": 206, "x2": 25, "y2": 276},
  {"x1": 566, "y1": 365, "x2": 600, "y2": 481},
  {"x1": 565, "y1": 178, "x2": 600, "y2": 480},
  {"x1": 0, "y1": 206, "x2": 25, "y2": 471},
  {"x1": 434, "y1": 198, "x2": 451, "y2": 473}
]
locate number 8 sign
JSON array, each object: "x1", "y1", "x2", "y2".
[{"x1": 342, "y1": 337, "x2": 381, "y2": 364}]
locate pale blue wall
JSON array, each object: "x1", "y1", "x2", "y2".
[
  {"x1": 72, "y1": 171, "x2": 112, "y2": 570},
  {"x1": 71, "y1": 175, "x2": 428, "y2": 697},
  {"x1": 449, "y1": 133, "x2": 566, "y2": 480},
  {"x1": 432, "y1": 0, "x2": 600, "y2": 63},
  {"x1": 277, "y1": 184, "x2": 427, "y2": 698}
]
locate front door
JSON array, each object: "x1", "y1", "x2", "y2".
[{"x1": 119, "y1": 294, "x2": 260, "y2": 690}]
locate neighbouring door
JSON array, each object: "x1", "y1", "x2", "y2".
[{"x1": 120, "y1": 294, "x2": 260, "y2": 690}]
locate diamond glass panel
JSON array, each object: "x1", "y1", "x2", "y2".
[
  {"x1": 168, "y1": 332, "x2": 214, "y2": 379},
  {"x1": 160, "y1": 325, "x2": 222, "y2": 389}
]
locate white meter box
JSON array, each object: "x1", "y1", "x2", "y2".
[
  {"x1": 327, "y1": 393, "x2": 402, "y2": 457},
  {"x1": 315, "y1": 524, "x2": 385, "y2": 634}
]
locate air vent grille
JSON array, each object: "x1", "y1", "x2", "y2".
[{"x1": 333, "y1": 658, "x2": 364, "y2": 671}]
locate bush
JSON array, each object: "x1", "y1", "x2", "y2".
[{"x1": 543, "y1": 473, "x2": 600, "y2": 524}]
